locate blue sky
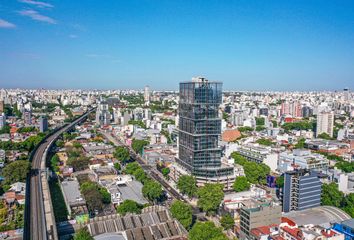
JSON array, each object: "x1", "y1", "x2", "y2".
[{"x1": 0, "y1": 0, "x2": 353, "y2": 91}]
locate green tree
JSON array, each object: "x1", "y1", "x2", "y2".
[
  {"x1": 321, "y1": 183, "x2": 344, "y2": 207},
  {"x1": 294, "y1": 138, "x2": 306, "y2": 149},
  {"x1": 255, "y1": 126, "x2": 266, "y2": 132},
  {"x1": 317, "y1": 132, "x2": 333, "y2": 140},
  {"x1": 133, "y1": 168, "x2": 148, "y2": 183},
  {"x1": 231, "y1": 152, "x2": 247, "y2": 165},
  {"x1": 170, "y1": 200, "x2": 193, "y2": 229},
  {"x1": 73, "y1": 228, "x2": 94, "y2": 240},
  {"x1": 0, "y1": 125, "x2": 10, "y2": 134},
  {"x1": 113, "y1": 146, "x2": 130, "y2": 163},
  {"x1": 99, "y1": 187, "x2": 111, "y2": 204},
  {"x1": 56, "y1": 140, "x2": 64, "y2": 148},
  {"x1": 256, "y1": 138, "x2": 274, "y2": 146},
  {"x1": 114, "y1": 162, "x2": 121, "y2": 171},
  {"x1": 255, "y1": 117, "x2": 265, "y2": 126},
  {"x1": 125, "y1": 162, "x2": 140, "y2": 175},
  {"x1": 232, "y1": 153, "x2": 270, "y2": 184},
  {"x1": 116, "y1": 200, "x2": 142, "y2": 215},
  {"x1": 2, "y1": 160, "x2": 31, "y2": 185},
  {"x1": 161, "y1": 167, "x2": 170, "y2": 179},
  {"x1": 189, "y1": 221, "x2": 228, "y2": 240},
  {"x1": 276, "y1": 175, "x2": 284, "y2": 188},
  {"x1": 197, "y1": 183, "x2": 224, "y2": 215},
  {"x1": 238, "y1": 126, "x2": 254, "y2": 132},
  {"x1": 50, "y1": 154, "x2": 60, "y2": 172},
  {"x1": 128, "y1": 120, "x2": 147, "y2": 129},
  {"x1": 142, "y1": 180, "x2": 163, "y2": 202},
  {"x1": 342, "y1": 193, "x2": 354, "y2": 217},
  {"x1": 271, "y1": 120, "x2": 278, "y2": 127},
  {"x1": 220, "y1": 213, "x2": 235, "y2": 230},
  {"x1": 67, "y1": 156, "x2": 90, "y2": 171},
  {"x1": 233, "y1": 176, "x2": 250, "y2": 192},
  {"x1": 131, "y1": 139, "x2": 149, "y2": 154},
  {"x1": 177, "y1": 175, "x2": 198, "y2": 198}
]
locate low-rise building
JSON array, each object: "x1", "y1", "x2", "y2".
[{"x1": 239, "y1": 201, "x2": 282, "y2": 239}]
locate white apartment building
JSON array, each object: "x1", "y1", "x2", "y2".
[
  {"x1": 316, "y1": 111, "x2": 334, "y2": 137},
  {"x1": 278, "y1": 149, "x2": 329, "y2": 173}
]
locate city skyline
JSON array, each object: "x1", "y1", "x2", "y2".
[{"x1": 1, "y1": 0, "x2": 354, "y2": 90}]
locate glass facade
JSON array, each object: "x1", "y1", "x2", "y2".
[{"x1": 177, "y1": 78, "x2": 233, "y2": 178}]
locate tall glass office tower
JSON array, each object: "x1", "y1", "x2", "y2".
[{"x1": 177, "y1": 77, "x2": 233, "y2": 179}]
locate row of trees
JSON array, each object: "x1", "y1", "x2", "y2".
[
  {"x1": 256, "y1": 138, "x2": 274, "y2": 146},
  {"x1": 322, "y1": 183, "x2": 354, "y2": 217},
  {"x1": 176, "y1": 175, "x2": 225, "y2": 216},
  {"x1": 317, "y1": 151, "x2": 354, "y2": 173},
  {"x1": 282, "y1": 120, "x2": 315, "y2": 132},
  {"x1": 0, "y1": 133, "x2": 46, "y2": 152},
  {"x1": 131, "y1": 139, "x2": 149, "y2": 154},
  {"x1": 232, "y1": 152, "x2": 270, "y2": 184},
  {"x1": 125, "y1": 162, "x2": 164, "y2": 202},
  {"x1": 170, "y1": 200, "x2": 232, "y2": 239}
]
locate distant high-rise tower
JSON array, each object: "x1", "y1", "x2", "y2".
[
  {"x1": 23, "y1": 110, "x2": 32, "y2": 125},
  {"x1": 343, "y1": 88, "x2": 350, "y2": 101},
  {"x1": 316, "y1": 111, "x2": 334, "y2": 137},
  {"x1": 144, "y1": 85, "x2": 150, "y2": 105},
  {"x1": 0, "y1": 113, "x2": 6, "y2": 129},
  {"x1": 177, "y1": 77, "x2": 234, "y2": 189},
  {"x1": 39, "y1": 116, "x2": 48, "y2": 133}
]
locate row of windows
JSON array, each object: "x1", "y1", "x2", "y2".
[
  {"x1": 179, "y1": 118, "x2": 221, "y2": 134},
  {"x1": 179, "y1": 82, "x2": 222, "y2": 104},
  {"x1": 179, "y1": 103, "x2": 219, "y2": 119}
]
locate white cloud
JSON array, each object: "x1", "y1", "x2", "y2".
[
  {"x1": 18, "y1": 0, "x2": 54, "y2": 8},
  {"x1": 69, "y1": 34, "x2": 78, "y2": 39},
  {"x1": 18, "y1": 9, "x2": 56, "y2": 24},
  {"x1": 0, "y1": 19, "x2": 16, "y2": 28}
]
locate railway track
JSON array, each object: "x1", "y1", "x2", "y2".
[{"x1": 24, "y1": 109, "x2": 94, "y2": 240}]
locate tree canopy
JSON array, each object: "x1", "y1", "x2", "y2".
[
  {"x1": 2, "y1": 160, "x2": 31, "y2": 185},
  {"x1": 177, "y1": 175, "x2": 197, "y2": 198},
  {"x1": 170, "y1": 200, "x2": 193, "y2": 230},
  {"x1": 142, "y1": 180, "x2": 163, "y2": 202},
  {"x1": 232, "y1": 152, "x2": 270, "y2": 184},
  {"x1": 220, "y1": 213, "x2": 235, "y2": 230},
  {"x1": 197, "y1": 183, "x2": 224, "y2": 215},
  {"x1": 321, "y1": 183, "x2": 344, "y2": 208},
  {"x1": 113, "y1": 146, "x2": 130, "y2": 163},
  {"x1": 189, "y1": 221, "x2": 228, "y2": 240},
  {"x1": 73, "y1": 228, "x2": 94, "y2": 240},
  {"x1": 233, "y1": 176, "x2": 250, "y2": 192},
  {"x1": 116, "y1": 200, "x2": 142, "y2": 216},
  {"x1": 131, "y1": 139, "x2": 149, "y2": 154}
]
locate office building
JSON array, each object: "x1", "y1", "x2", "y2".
[
  {"x1": 177, "y1": 77, "x2": 234, "y2": 189},
  {"x1": 95, "y1": 101, "x2": 111, "y2": 126},
  {"x1": 282, "y1": 170, "x2": 322, "y2": 213},
  {"x1": 302, "y1": 106, "x2": 313, "y2": 118},
  {"x1": 259, "y1": 107, "x2": 269, "y2": 116},
  {"x1": 239, "y1": 201, "x2": 281, "y2": 238},
  {"x1": 316, "y1": 111, "x2": 334, "y2": 137},
  {"x1": 23, "y1": 110, "x2": 32, "y2": 125},
  {"x1": 343, "y1": 88, "x2": 350, "y2": 102},
  {"x1": 144, "y1": 85, "x2": 150, "y2": 105},
  {"x1": 39, "y1": 116, "x2": 48, "y2": 133}
]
